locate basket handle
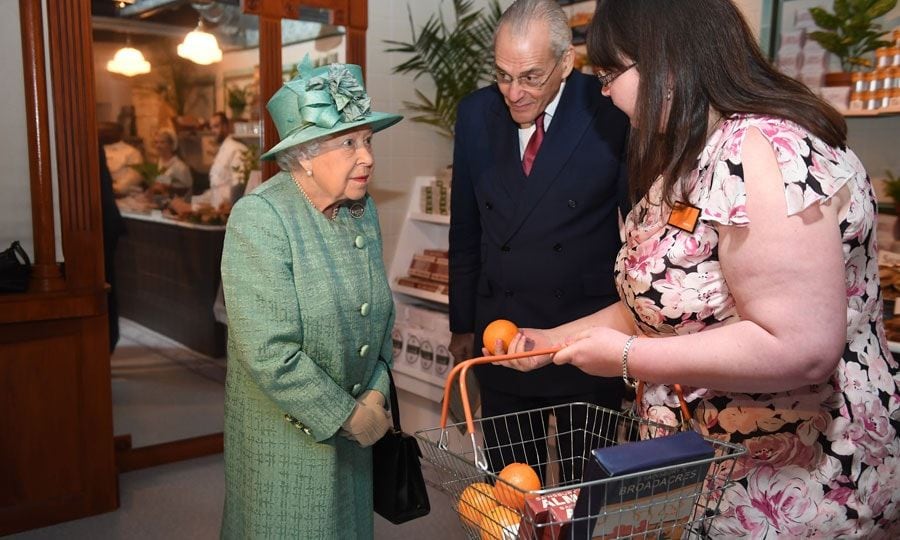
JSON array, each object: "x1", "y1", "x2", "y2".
[
  {"x1": 441, "y1": 350, "x2": 696, "y2": 434},
  {"x1": 635, "y1": 380, "x2": 694, "y2": 430},
  {"x1": 441, "y1": 348, "x2": 561, "y2": 434}
]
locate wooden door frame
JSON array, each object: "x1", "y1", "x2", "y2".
[{"x1": 0, "y1": 0, "x2": 367, "y2": 533}]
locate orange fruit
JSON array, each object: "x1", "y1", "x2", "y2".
[
  {"x1": 494, "y1": 462, "x2": 541, "y2": 511},
  {"x1": 479, "y1": 505, "x2": 520, "y2": 540},
  {"x1": 457, "y1": 482, "x2": 498, "y2": 530},
  {"x1": 482, "y1": 319, "x2": 519, "y2": 353}
]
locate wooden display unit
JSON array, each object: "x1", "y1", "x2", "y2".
[{"x1": 387, "y1": 176, "x2": 455, "y2": 431}]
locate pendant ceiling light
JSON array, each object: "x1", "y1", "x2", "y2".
[
  {"x1": 106, "y1": 40, "x2": 151, "y2": 77},
  {"x1": 177, "y1": 18, "x2": 222, "y2": 65}
]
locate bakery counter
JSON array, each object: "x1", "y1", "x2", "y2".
[{"x1": 115, "y1": 211, "x2": 227, "y2": 357}]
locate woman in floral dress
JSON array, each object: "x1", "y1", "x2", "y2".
[{"x1": 502, "y1": 1, "x2": 899, "y2": 537}]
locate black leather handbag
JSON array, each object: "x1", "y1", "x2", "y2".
[
  {"x1": 372, "y1": 363, "x2": 431, "y2": 524},
  {"x1": 0, "y1": 241, "x2": 32, "y2": 293}
]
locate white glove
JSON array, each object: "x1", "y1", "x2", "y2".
[{"x1": 339, "y1": 390, "x2": 391, "y2": 447}]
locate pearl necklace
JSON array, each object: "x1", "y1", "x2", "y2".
[{"x1": 290, "y1": 171, "x2": 339, "y2": 221}]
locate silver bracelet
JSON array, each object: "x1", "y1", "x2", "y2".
[{"x1": 621, "y1": 335, "x2": 638, "y2": 388}]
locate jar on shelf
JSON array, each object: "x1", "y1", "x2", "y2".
[
  {"x1": 887, "y1": 67, "x2": 900, "y2": 90},
  {"x1": 876, "y1": 68, "x2": 893, "y2": 91},
  {"x1": 876, "y1": 47, "x2": 892, "y2": 69},
  {"x1": 891, "y1": 87, "x2": 900, "y2": 109},
  {"x1": 876, "y1": 88, "x2": 891, "y2": 109},
  {"x1": 894, "y1": 28, "x2": 900, "y2": 47},
  {"x1": 851, "y1": 71, "x2": 867, "y2": 93},
  {"x1": 864, "y1": 90, "x2": 880, "y2": 110},
  {"x1": 849, "y1": 90, "x2": 865, "y2": 111},
  {"x1": 864, "y1": 70, "x2": 881, "y2": 92}
]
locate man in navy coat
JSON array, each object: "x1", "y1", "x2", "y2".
[{"x1": 449, "y1": 0, "x2": 629, "y2": 480}]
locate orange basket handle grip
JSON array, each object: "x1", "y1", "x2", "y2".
[
  {"x1": 635, "y1": 380, "x2": 693, "y2": 428},
  {"x1": 441, "y1": 348, "x2": 561, "y2": 434}
]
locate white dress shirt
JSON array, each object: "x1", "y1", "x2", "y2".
[
  {"x1": 192, "y1": 136, "x2": 248, "y2": 209},
  {"x1": 517, "y1": 81, "x2": 565, "y2": 158}
]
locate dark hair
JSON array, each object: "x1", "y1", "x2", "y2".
[
  {"x1": 211, "y1": 111, "x2": 229, "y2": 125},
  {"x1": 587, "y1": 0, "x2": 847, "y2": 205}
]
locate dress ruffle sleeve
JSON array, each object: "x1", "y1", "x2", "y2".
[{"x1": 694, "y1": 116, "x2": 863, "y2": 227}]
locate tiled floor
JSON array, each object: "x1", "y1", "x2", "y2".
[{"x1": 10, "y1": 319, "x2": 465, "y2": 539}]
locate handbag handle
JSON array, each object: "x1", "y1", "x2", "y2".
[
  {"x1": 379, "y1": 358, "x2": 402, "y2": 432},
  {"x1": 10, "y1": 241, "x2": 31, "y2": 267}
]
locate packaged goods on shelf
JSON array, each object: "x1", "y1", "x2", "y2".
[
  {"x1": 401, "y1": 249, "x2": 450, "y2": 293},
  {"x1": 391, "y1": 304, "x2": 454, "y2": 389},
  {"x1": 396, "y1": 275, "x2": 447, "y2": 294},
  {"x1": 408, "y1": 253, "x2": 436, "y2": 279},
  {"x1": 418, "y1": 177, "x2": 451, "y2": 215}
]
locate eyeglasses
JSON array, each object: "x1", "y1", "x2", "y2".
[
  {"x1": 596, "y1": 63, "x2": 636, "y2": 88},
  {"x1": 318, "y1": 133, "x2": 374, "y2": 155},
  {"x1": 495, "y1": 55, "x2": 563, "y2": 90}
]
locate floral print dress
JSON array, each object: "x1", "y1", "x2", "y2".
[{"x1": 616, "y1": 115, "x2": 899, "y2": 538}]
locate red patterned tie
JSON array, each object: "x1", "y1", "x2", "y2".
[{"x1": 522, "y1": 113, "x2": 545, "y2": 176}]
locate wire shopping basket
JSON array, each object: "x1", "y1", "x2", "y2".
[{"x1": 415, "y1": 350, "x2": 746, "y2": 539}]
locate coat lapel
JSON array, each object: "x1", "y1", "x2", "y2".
[
  {"x1": 491, "y1": 100, "x2": 527, "y2": 198},
  {"x1": 503, "y1": 75, "x2": 596, "y2": 240}
]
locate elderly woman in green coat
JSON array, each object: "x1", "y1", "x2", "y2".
[{"x1": 219, "y1": 58, "x2": 402, "y2": 538}]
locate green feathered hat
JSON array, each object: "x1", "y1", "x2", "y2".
[{"x1": 260, "y1": 56, "x2": 402, "y2": 161}]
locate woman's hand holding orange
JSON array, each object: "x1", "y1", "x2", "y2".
[
  {"x1": 551, "y1": 326, "x2": 631, "y2": 377},
  {"x1": 496, "y1": 328, "x2": 557, "y2": 372}
]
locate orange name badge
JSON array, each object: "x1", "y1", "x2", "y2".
[{"x1": 667, "y1": 202, "x2": 701, "y2": 233}]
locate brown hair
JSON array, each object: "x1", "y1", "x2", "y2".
[{"x1": 586, "y1": 0, "x2": 847, "y2": 205}]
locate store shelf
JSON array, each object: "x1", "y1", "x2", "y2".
[
  {"x1": 842, "y1": 107, "x2": 900, "y2": 118},
  {"x1": 393, "y1": 284, "x2": 449, "y2": 305},
  {"x1": 388, "y1": 175, "x2": 451, "y2": 308}
]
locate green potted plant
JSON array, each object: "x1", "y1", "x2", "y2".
[
  {"x1": 808, "y1": 0, "x2": 897, "y2": 85},
  {"x1": 384, "y1": 0, "x2": 502, "y2": 138},
  {"x1": 227, "y1": 84, "x2": 248, "y2": 120},
  {"x1": 231, "y1": 144, "x2": 260, "y2": 201},
  {"x1": 130, "y1": 162, "x2": 162, "y2": 190},
  {"x1": 882, "y1": 169, "x2": 900, "y2": 239}
]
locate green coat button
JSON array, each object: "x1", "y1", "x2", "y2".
[
  {"x1": 360, "y1": 303, "x2": 370, "y2": 316},
  {"x1": 359, "y1": 344, "x2": 369, "y2": 357},
  {"x1": 354, "y1": 235, "x2": 365, "y2": 249}
]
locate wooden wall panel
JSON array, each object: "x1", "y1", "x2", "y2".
[{"x1": 0, "y1": 317, "x2": 115, "y2": 535}]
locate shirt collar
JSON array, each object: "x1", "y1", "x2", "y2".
[{"x1": 542, "y1": 80, "x2": 564, "y2": 128}]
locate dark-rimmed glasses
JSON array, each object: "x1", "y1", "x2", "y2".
[
  {"x1": 596, "y1": 63, "x2": 636, "y2": 88},
  {"x1": 495, "y1": 55, "x2": 563, "y2": 89}
]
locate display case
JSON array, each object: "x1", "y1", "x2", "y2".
[{"x1": 387, "y1": 176, "x2": 456, "y2": 432}]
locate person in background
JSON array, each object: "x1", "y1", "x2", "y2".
[
  {"x1": 98, "y1": 121, "x2": 143, "y2": 196},
  {"x1": 502, "y1": 1, "x2": 899, "y2": 537},
  {"x1": 448, "y1": 0, "x2": 630, "y2": 481},
  {"x1": 150, "y1": 128, "x2": 192, "y2": 195},
  {"x1": 170, "y1": 113, "x2": 247, "y2": 216},
  {"x1": 98, "y1": 144, "x2": 123, "y2": 351},
  {"x1": 195, "y1": 112, "x2": 247, "y2": 208},
  {"x1": 219, "y1": 59, "x2": 402, "y2": 538}
]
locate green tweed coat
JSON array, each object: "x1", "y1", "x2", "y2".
[{"x1": 219, "y1": 172, "x2": 394, "y2": 539}]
